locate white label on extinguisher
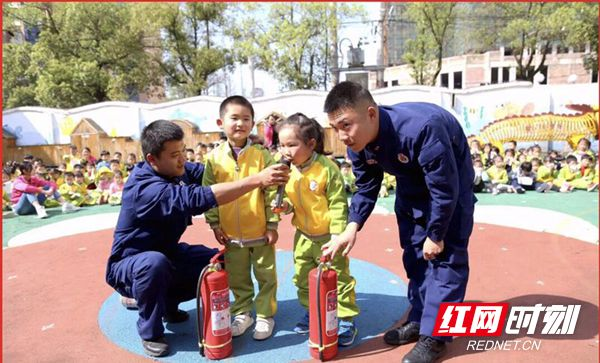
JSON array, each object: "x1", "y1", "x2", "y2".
[
  {"x1": 210, "y1": 288, "x2": 231, "y2": 336},
  {"x1": 326, "y1": 290, "x2": 338, "y2": 337}
]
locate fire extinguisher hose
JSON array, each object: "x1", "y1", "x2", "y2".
[
  {"x1": 196, "y1": 248, "x2": 227, "y2": 356},
  {"x1": 316, "y1": 263, "x2": 324, "y2": 361},
  {"x1": 196, "y1": 264, "x2": 211, "y2": 356}
]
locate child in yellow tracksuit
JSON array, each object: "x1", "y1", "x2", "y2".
[
  {"x1": 273, "y1": 113, "x2": 359, "y2": 347},
  {"x1": 571, "y1": 154, "x2": 597, "y2": 191},
  {"x1": 58, "y1": 172, "x2": 85, "y2": 207},
  {"x1": 202, "y1": 95, "x2": 279, "y2": 341},
  {"x1": 485, "y1": 155, "x2": 514, "y2": 194},
  {"x1": 553, "y1": 155, "x2": 579, "y2": 192}
]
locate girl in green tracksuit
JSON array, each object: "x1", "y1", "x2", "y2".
[{"x1": 273, "y1": 113, "x2": 359, "y2": 347}]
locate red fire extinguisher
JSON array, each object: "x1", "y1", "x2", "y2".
[
  {"x1": 308, "y1": 256, "x2": 338, "y2": 361},
  {"x1": 196, "y1": 249, "x2": 233, "y2": 360}
]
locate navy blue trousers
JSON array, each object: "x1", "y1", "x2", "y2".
[
  {"x1": 395, "y1": 199, "x2": 472, "y2": 342},
  {"x1": 107, "y1": 243, "x2": 217, "y2": 340}
]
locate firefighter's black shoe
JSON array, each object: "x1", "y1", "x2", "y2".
[
  {"x1": 383, "y1": 321, "x2": 420, "y2": 345},
  {"x1": 402, "y1": 335, "x2": 446, "y2": 363},
  {"x1": 142, "y1": 336, "x2": 169, "y2": 357},
  {"x1": 163, "y1": 309, "x2": 189, "y2": 323}
]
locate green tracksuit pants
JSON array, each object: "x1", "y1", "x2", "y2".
[
  {"x1": 224, "y1": 243, "x2": 277, "y2": 318},
  {"x1": 293, "y1": 230, "x2": 360, "y2": 321}
]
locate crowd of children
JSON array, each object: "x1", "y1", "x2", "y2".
[{"x1": 469, "y1": 138, "x2": 598, "y2": 195}]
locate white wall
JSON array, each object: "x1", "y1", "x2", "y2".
[{"x1": 3, "y1": 82, "x2": 598, "y2": 146}]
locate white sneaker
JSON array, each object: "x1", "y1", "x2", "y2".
[
  {"x1": 253, "y1": 317, "x2": 275, "y2": 341},
  {"x1": 62, "y1": 202, "x2": 80, "y2": 213},
  {"x1": 36, "y1": 207, "x2": 49, "y2": 219},
  {"x1": 231, "y1": 312, "x2": 254, "y2": 337}
]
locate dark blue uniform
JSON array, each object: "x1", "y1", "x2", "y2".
[
  {"x1": 348, "y1": 103, "x2": 475, "y2": 341},
  {"x1": 106, "y1": 161, "x2": 218, "y2": 340}
]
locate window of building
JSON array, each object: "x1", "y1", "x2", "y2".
[
  {"x1": 502, "y1": 67, "x2": 510, "y2": 83},
  {"x1": 491, "y1": 67, "x2": 499, "y2": 84},
  {"x1": 504, "y1": 47, "x2": 513, "y2": 56},
  {"x1": 592, "y1": 69, "x2": 598, "y2": 83},
  {"x1": 441, "y1": 73, "x2": 449, "y2": 88},
  {"x1": 453, "y1": 71, "x2": 462, "y2": 89},
  {"x1": 383, "y1": 81, "x2": 389, "y2": 87},
  {"x1": 391, "y1": 80, "x2": 399, "y2": 86}
]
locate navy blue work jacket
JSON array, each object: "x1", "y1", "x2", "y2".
[
  {"x1": 107, "y1": 161, "x2": 217, "y2": 265},
  {"x1": 348, "y1": 103, "x2": 475, "y2": 243}
]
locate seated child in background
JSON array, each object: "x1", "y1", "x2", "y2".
[
  {"x1": 571, "y1": 154, "x2": 598, "y2": 192},
  {"x1": 108, "y1": 170, "x2": 125, "y2": 205},
  {"x1": 125, "y1": 153, "x2": 137, "y2": 174},
  {"x1": 58, "y1": 172, "x2": 85, "y2": 207},
  {"x1": 85, "y1": 162, "x2": 97, "y2": 189},
  {"x1": 91, "y1": 166, "x2": 113, "y2": 204},
  {"x1": 571, "y1": 137, "x2": 594, "y2": 163},
  {"x1": 48, "y1": 168, "x2": 64, "y2": 187},
  {"x1": 486, "y1": 155, "x2": 515, "y2": 195},
  {"x1": 379, "y1": 172, "x2": 396, "y2": 198},
  {"x1": 504, "y1": 149, "x2": 517, "y2": 175},
  {"x1": 553, "y1": 155, "x2": 579, "y2": 192},
  {"x1": 339, "y1": 161, "x2": 357, "y2": 194},
  {"x1": 510, "y1": 161, "x2": 537, "y2": 194},
  {"x1": 473, "y1": 159, "x2": 488, "y2": 193},
  {"x1": 535, "y1": 156, "x2": 558, "y2": 193},
  {"x1": 74, "y1": 172, "x2": 95, "y2": 206}
]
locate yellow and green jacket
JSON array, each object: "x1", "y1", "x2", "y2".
[
  {"x1": 202, "y1": 141, "x2": 278, "y2": 242},
  {"x1": 284, "y1": 153, "x2": 347, "y2": 237},
  {"x1": 535, "y1": 165, "x2": 558, "y2": 183},
  {"x1": 485, "y1": 165, "x2": 508, "y2": 184}
]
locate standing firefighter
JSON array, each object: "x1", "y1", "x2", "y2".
[{"x1": 321, "y1": 81, "x2": 475, "y2": 363}]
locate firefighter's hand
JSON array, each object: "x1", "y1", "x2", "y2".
[
  {"x1": 270, "y1": 200, "x2": 289, "y2": 214},
  {"x1": 423, "y1": 238, "x2": 444, "y2": 260},
  {"x1": 265, "y1": 229, "x2": 278, "y2": 245},
  {"x1": 212, "y1": 228, "x2": 230, "y2": 246},
  {"x1": 321, "y1": 222, "x2": 359, "y2": 259},
  {"x1": 257, "y1": 164, "x2": 290, "y2": 188}
]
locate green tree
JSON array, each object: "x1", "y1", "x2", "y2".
[
  {"x1": 134, "y1": 3, "x2": 233, "y2": 98},
  {"x1": 476, "y1": 3, "x2": 596, "y2": 82},
  {"x1": 2, "y1": 3, "x2": 159, "y2": 109},
  {"x1": 229, "y1": 3, "x2": 363, "y2": 91},
  {"x1": 403, "y1": 3, "x2": 456, "y2": 86},
  {"x1": 560, "y1": 3, "x2": 598, "y2": 73}
]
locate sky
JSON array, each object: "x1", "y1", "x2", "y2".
[{"x1": 224, "y1": 2, "x2": 382, "y2": 98}]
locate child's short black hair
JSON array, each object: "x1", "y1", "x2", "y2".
[
  {"x1": 520, "y1": 161, "x2": 532, "y2": 172},
  {"x1": 141, "y1": 120, "x2": 184, "y2": 160},
  {"x1": 530, "y1": 157, "x2": 541, "y2": 165},
  {"x1": 100, "y1": 150, "x2": 110, "y2": 156},
  {"x1": 110, "y1": 159, "x2": 120, "y2": 165},
  {"x1": 565, "y1": 155, "x2": 578, "y2": 163},
  {"x1": 219, "y1": 95, "x2": 254, "y2": 120},
  {"x1": 340, "y1": 161, "x2": 352, "y2": 169},
  {"x1": 74, "y1": 172, "x2": 84, "y2": 178},
  {"x1": 323, "y1": 81, "x2": 376, "y2": 114},
  {"x1": 543, "y1": 156, "x2": 554, "y2": 164},
  {"x1": 73, "y1": 164, "x2": 83, "y2": 169},
  {"x1": 64, "y1": 171, "x2": 74, "y2": 178},
  {"x1": 113, "y1": 170, "x2": 123, "y2": 177},
  {"x1": 582, "y1": 154, "x2": 594, "y2": 162}
]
